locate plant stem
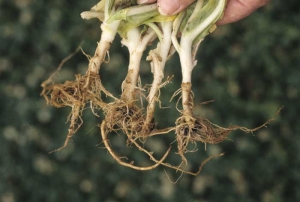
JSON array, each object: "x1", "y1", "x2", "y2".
[
  {"x1": 89, "y1": 20, "x2": 120, "y2": 74},
  {"x1": 145, "y1": 22, "x2": 172, "y2": 125},
  {"x1": 178, "y1": 37, "x2": 195, "y2": 117},
  {"x1": 121, "y1": 51, "x2": 143, "y2": 102},
  {"x1": 120, "y1": 28, "x2": 156, "y2": 102},
  {"x1": 173, "y1": 0, "x2": 227, "y2": 117}
]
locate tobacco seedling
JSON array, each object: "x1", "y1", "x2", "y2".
[{"x1": 41, "y1": 0, "x2": 281, "y2": 175}]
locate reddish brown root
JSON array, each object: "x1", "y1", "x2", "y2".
[
  {"x1": 175, "y1": 106, "x2": 283, "y2": 165},
  {"x1": 41, "y1": 46, "x2": 283, "y2": 177},
  {"x1": 42, "y1": 72, "x2": 111, "y2": 108},
  {"x1": 100, "y1": 120, "x2": 170, "y2": 171},
  {"x1": 102, "y1": 121, "x2": 222, "y2": 176},
  {"x1": 103, "y1": 101, "x2": 144, "y2": 133},
  {"x1": 175, "y1": 116, "x2": 230, "y2": 163},
  {"x1": 101, "y1": 119, "x2": 220, "y2": 176},
  {"x1": 41, "y1": 67, "x2": 112, "y2": 152}
]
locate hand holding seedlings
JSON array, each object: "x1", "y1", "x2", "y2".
[
  {"x1": 138, "y1": 0, "x2": 271, "y2": 24},
  {"x1": 41, "y1": 0, "x2": 281, "y2": 176}
]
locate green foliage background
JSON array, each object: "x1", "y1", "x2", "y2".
[{"x1": 0, "y1": 0, "x2": 299, "y2": 201}]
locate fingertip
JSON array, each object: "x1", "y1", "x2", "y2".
[
  {"x1": 158, "y1": 0, "x2": 180, "y2": 15},
  {"x1": 158, "y1": 0, "x2": 194, "y2": 15}
]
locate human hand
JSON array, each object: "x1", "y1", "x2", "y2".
[{"x1": 137, "y1": 0, "x2": 270, "y2": 25}]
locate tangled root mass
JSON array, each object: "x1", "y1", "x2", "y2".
[{"x1": 41, "y1": 62, "x2": 281, "y2": 173}]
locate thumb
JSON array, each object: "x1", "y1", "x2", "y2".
[
  {"x1": 158, "y1": 0, "x2": 195, "y2": 15},
  {"x1": 217, "y1": 0, "x2": 271, "y2": 25}
]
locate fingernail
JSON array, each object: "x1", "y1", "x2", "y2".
[
  {"x1": 158, "y1": 0, "x2": 180, "y2": 15},
  {"x1": 137, "y1": 0, "x2": 149, "y2": 4}
]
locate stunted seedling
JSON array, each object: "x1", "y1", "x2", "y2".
[{"x1": 42, "y1": 0, "x2": 281, "y2": 176}]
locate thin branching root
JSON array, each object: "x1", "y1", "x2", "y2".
[
  {"x1": 41, "y1": 0, "x2": 282, "y2": 177},
  {"x1": 40, "y1": 47, "x2": 115, "y2": 151},
  {"x1": 174, "y1": 114, "x2": 281, "y2": 165},
  {"x1": 41, "y1": 68, "x2": 111, "y2": 152},
  {"x1": 101, "y1": 120, "x2": 171, "y2": 170}
]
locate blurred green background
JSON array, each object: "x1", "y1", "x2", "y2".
[{"x1": 1, "y1": 0, "x2": 299, "y2": 201}]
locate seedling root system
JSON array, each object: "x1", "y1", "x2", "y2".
[{"x1": 41, "y1": 0, "x2": 282, "y2": 176}]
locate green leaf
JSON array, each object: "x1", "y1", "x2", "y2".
[
  {"x1": 183, "y1": 0, "x2": 226, "y2": 41},
  {"x1": 107, "y1": 4, "x2": 158, "y2": 25},
  {"x1": 179, "y1": 1, "x2": 198, "y2": 33},
  {"x1": 117, "y1": 21, "x2": 136, "y2": 38},
  {"x1": 144, "y1": 14, "x2": 177, "y2": 24}
]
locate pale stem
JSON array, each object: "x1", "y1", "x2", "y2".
[
  {"x1": 180, "y1": 37, "x2": 194, "y2": 83},
  {"x1": 179, "y1": 37, "x2": 195, "y2": 116},
  {"x1": 89, "y1": 20, "x2": 120, "y2": 74},
  {"x1": 121, "y1": 29, "x2": 156, "y2": 101},
  {"x1": 121, "y1": 51, "x2": 143, "y2": 101},
  {"x1": 145, "y1": 22, "x2": 172, "y2": 124}
]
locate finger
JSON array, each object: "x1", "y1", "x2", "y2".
[
  {"x1": 137, "y1": 0, "x2": 157, "y2": 4},
  {"x1": 217, "y1": 0, "x2": 270, "y2": 25},
  {"x1": 158, "y1": 0, "x2": 195, "y2": 16}
]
